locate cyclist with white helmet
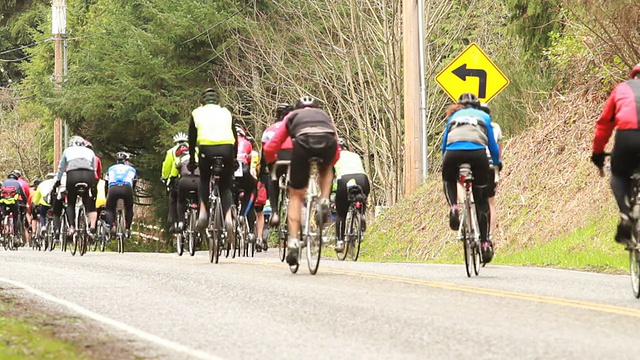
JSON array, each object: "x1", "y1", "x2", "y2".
[
  {"x1": 104, "y1": 152, "x2": 138, "y2": 238},
  {"x1": 52, "y1": 135, "x2": 97, "y2": 237},
  {"x1": 162, "y1": 132, "x2": 189, "y2": 232}
]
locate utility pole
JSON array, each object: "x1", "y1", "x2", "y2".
[
  {"x1": 52, "y1": 0, "x2": 66, "y2": 168},
  {"x1": 403, "y1": 0, "x2": 422, "y2": 195}
]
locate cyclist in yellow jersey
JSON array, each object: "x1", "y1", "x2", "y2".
[
  {"x1": 32, "y1": 173, "x2": 56, "y2": 236},
  {"x1": 162, "y1": 133, "x2": 187, "y2": 232},
  {"x1": 96, "y1": 178, "x2": 107, "y2": 209},
  {"x1": 188, "y1": 88, "x2": 238, "y2": 237}
]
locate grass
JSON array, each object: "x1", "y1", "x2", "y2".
[{"x1": 0, "y1": 301, "x2": 89, "y2": 360}]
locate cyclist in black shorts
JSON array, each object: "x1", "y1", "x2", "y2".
[{"x1": 263, "y1": 95, "x2": 340, "y2": 266}]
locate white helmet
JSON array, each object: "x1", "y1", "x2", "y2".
[
  {"x1": 173, "y1": 132, "x2": 188, "y2": 144},
  {"x1": 68, "y1": 135, "x2": 85, "y2": 147}
]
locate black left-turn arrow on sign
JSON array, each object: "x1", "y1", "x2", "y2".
[{"x1": 452, "y1": 64, "x2": 487, "y2": 99}]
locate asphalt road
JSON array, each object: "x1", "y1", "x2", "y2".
[{"x1": 1, "y1": 247, "x2": 640, "y2": 360}]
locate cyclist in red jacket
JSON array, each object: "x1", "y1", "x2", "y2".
[{"x1": 591, "y1": 63, "x2": 640, "y2": 246}]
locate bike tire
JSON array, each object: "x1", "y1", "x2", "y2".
[
  {"x1": 277, "y1": 193, "x2": 288, "y2": 262},
  {"x1": 461, "y1": 211, "x2": 472, "y2": 278},
  {"x1": 306, "y1": 198, "x2": 322, "y2": 275},
  {"x1": 79, "y1": 207, "x2": 88, "y2": 256},
  {"x1": 231, "y1": 207, "x2": 239, "y2": 259},
  {"x1": 348, "y1": 211, "x2": 363, "y2": 261},
  {"x1": 209, "y1": 200, "x2": 222, "y2": 264},
  {"x1": 630, "y1": 249, "x2": 640, "y2": 298},
  {"x1": 247, "y1": 222, "x2": 255, "y2": 258},
  {"x1": 176, "y1": 233, "x2": 184, "y2": 256},
  {"x1": 117, "y1": 210, "x2": 126, "y2": 253},
  {"x1": 70, "y1": 233, "x2": 78, "y2": 256},
  {"x1": 188, "y1": 209, "x2": 197, "y2": 257}
]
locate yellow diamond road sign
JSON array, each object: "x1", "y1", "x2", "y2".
[{"x1": 435, "y1": 43, "x2": 509, "y2": 103}]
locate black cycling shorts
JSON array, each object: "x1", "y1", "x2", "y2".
[
  {"x1": 611, "y1": 130, "x2": 640, "y2": 178},
  {"x1": 289, "y1": 133, "x2": 337, "y2": 190}
]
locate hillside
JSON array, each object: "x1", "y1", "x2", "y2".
[{"x1": 363, "y1": 91, "x2": 621, "y2": 267}]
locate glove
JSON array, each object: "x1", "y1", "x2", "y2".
[
  {"x1": 591, "y1": 153, "x2": 605, "y2": 169},
  {"x1": 187, "y1": 161, "x2": 197, "y2": 174},
  {"x1": 52, "y1": 180, "x2": 61, "y2": 193}
]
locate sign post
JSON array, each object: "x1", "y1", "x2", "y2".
[{"x1": 435, "y1": 43, "x2": 509, "y2": 103}]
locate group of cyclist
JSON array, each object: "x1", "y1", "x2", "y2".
[
  {"x1": 163, "y1": 89, "x2": 371, "y2": 266},
  {"x1": 0, "y1": 135, "x2": 139, "y2": 249}
]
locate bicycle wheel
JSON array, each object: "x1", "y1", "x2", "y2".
[
  {"x1": 188, "y1": 209, "x2": 197, "y2": 256},
  {"x1": 230, "y1": 207, "x2": 239, "y2": 259},
  {"x1": 247, "y1": 222, "x2": 255, "y2": 257},
  {"x1": 347, "y1": 211, "x2": 363, "y2": 261},
  {"x1": 306, "y1": 198, "x2": 322, "y2": 275},
  {"x1": 60, "y1": 214, "x2": 68, "y2": 252},
  {"x1": 277, "y1": 193, "x2": 288, "y2": 262},
  {"x1": 335, "y1": 211, "x2": 349, "y2": 261},
  {"x1": 47, "y1": 219, "x2": 55, "y2": 251},
  {"x1": 209, "y1": 200, "x2": 222, "y2": 264},
  {"x1": 630, "y1": 247, "x2": 640, "y2": 298},
  {"x1": 461, "y1": 207, "x2": 473, "y2": 278},
  {"x1": 70, "y1": 231, "x2": 78, "y2": 256},
  {"x1": 117, "y1": 211, "x2": 126, "y2": 253},
  {"x1": 469, "y1": 208, "x2": 481, "y2": 276},
  {"x1": 78, "y1": 206, "x2": 87, "y2": 256},
  {"x1": 176, "y1": 233, "x2": 184, "y2": 256}
]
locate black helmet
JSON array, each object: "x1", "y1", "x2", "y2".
[
  {"x1": 458, "y1": 93, "x2": 480, "y2": 108},
  {"x1": 116, "y1": 151, "x2": 130, "y2": 163},
  {"x1": 294, "y1": 96, "x2": 319, "y2": 109},
  {"x1": 337, "y1": 137, "x2": 349, "y2": 151},
  {"x1": 275, "y1": 102, "x2": 293, "y2": 120},
  {"x1": 200, "y1": 88, "x2": 218, "y2": 105},
  {"x1": 8, "y1": 170, "x2": 20, "y2": 179}
]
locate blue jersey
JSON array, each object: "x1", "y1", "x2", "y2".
[
  {"x1": 441, "y1": 107, "x2": 501, "y2": 166},
  {"x1": 106, "y1": 164, "x2": 138, "y2": 187}
]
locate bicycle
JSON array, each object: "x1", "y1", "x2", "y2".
[
  {"x1": 336, "y1": 184, "x2": 366, "y2": 262},
  {"x1": 271, "y1": 160, "x2": 291, "y2": 263},
  {"x1": 44, "y1": 208, "x2": 56, "y2": 251},
  {"x1": 232, "y1": 187, "x2": 255, "y2": 258},
  {"x1": 289, "y1": 157, "x2": 325, "y2": 275},
  {"x1": 1, "y1": 209, "x2": 20, "y2": 251},
  {"x1": 114, "y1": 199, "x2": 126, "y2": 253},
  {"x1": 176, "y1": 190, "x2": 200, "y2": 257},
  {"x1": 94, "y1": 207, "x2": 108, "y2": 252},
  {"x1": 69, "y1": 182, "x2": 91, "y2": 256},
  {"x1": 203, "y1": 157, "x2": 233, "y2": 264},
  {"x1": 457, "y1": 163, "x2": 483, "y2": 277}
]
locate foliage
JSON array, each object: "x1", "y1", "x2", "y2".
[{"x1": 502, "y1": 0, "x2": 564, "y2": 59}]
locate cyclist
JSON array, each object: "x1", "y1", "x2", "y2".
[
  {"x1": 104, "y1": 152, "x2": 138, "y2": 238},
  {"x1": 83, "y1": 139, "x2": 102, "y2": 235},
  {"x1": 264, "y1": 95, "x2": 340, "y2": 266},
  {"x1": 29, "y1": 179, "x2": 41, "y2": 237},
  {"x1": 173, "y1": 142, "x2": 200, "y2": 231},
  {"x1": 333, "y1": 137, "x2": 370, "y2": 252},
  {"x1": 187, "y1": 88, "x2": 237, "y2": 240},
  {"x1": 162, "y1": 132, "x2": 188, "y2": 232},
  {"x1": 251, "y1": 148, "x2": 268, "y2": 251},
  {"x1": 0, "y1": 170, "x2": 30, "y2": 239},
  {"x1": 591, "y1": 63, "x2": 640, "y2": 246},
  {"x1": 32, "y1": 173, "x2": 56, "y2": 236},
  {"x1": 234, "y1": 125, "x2": 257, "y2": 241},
  {"x1": 261, "y1": 102, "x2": 294, "y2": 228},
  {"x1": 441, "y1": 93, "x2": 501, "y2": 263},
  {"x1": 53, "y1": 136, "x2": 97, "y2": 236}
]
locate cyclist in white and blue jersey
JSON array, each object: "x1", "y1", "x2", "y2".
[
  {"x1": 441, "y1": 93, "x2": 502, "y2": 263},
  {"x1": 104, "y1": 152, "x2": 138, "y2": 238}
]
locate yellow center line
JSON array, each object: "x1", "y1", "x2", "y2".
[{"x1": 241, "y1": 259, "x2": 640, "y2": 318}]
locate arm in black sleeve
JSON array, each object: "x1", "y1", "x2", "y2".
[
  {"x1": 188, "y1": 114, "x2": 197, "y2": 160},
  {"x1": 232, "y1": 119, "x2": 238, "y2": 156}
]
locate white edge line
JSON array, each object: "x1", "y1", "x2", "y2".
[{"x1": 0, "y1": 277, "x2": 223, "y2": 360}]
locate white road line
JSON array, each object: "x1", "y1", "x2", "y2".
[{"x1": 0, "y1": 277, "x2": 223, "y2": 360}]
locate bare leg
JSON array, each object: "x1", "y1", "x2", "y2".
[
  {"x1": 287, "y1": 188, "x2": 305, "y2": 240},
  {"x1": 256, "y1": 210, "x2": 264, "y2": 240},
  {"x1": 318, "y1": 166, "x2": 334, "y2": 200},
  {"x1": 488, "y1": 196, "x2": 496, "y2": 237}
]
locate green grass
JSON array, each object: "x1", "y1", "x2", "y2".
[{"x1": 0, "y1": 304, "x2": 89, "y2": 360}]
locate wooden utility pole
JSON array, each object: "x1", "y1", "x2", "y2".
[
  {"x1": 52, "y1": 0, "x2": 65, "y2": 168},
  {"x1": 403, "y1": 0, "x2": 422, "y2": 195}
]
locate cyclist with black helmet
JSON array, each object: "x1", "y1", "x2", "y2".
[
  {"x1": 52, "y1": 135, "x2": 97, "y2": 237},
  {"x1": 442, "y1": 93, "x2": 502, "y2": 263},
  {"x1": 333, "y1": 137, "x2": 370, "y2": 252},
  {"x1": 104, "y1": 152, "x2": 138, "y2": 237},
  {"x1": 260, "y1": 102, "x2": 294, "y2": 228},
  {"x1": 188, "y1": 88, "x2": 238, "y2": 239},
  {"x1": 264, "y1": 95, "x2": 340, "y2": 266},
  {"x1": 591, "y1": 63, "x2": 640, "y2": 247},
  {"x1": 0, "y1": 170, "x2": 31, "y2": 239},
  {"x1": 162, "y1": 132, "x2": 189, "y2": 232}
]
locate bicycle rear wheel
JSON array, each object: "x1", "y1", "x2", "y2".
[
  {"x1": 209, "y1": 200, "x2": 222, "y2": 264},
  {"x1": 117, "y1": 211, "x2": 126, "y2": 253},
  {"x1": 335, "y1": 212, "x2": 348, "y2": 261},
  {"x1": 176, "y1": 233, "x2": 184, "y2": 256},
  {"x1": 188, "y1": 209, "x2": 197, "y2": 256},
  {"x1": 78, "y1": 207, "x2": 87, "y2": 256},
  {"x1": 630, "y1": 248, "x2": 640, "y2": 298},
  {"x1": 461, "y1": 211, "x2": 472, "y2": 277},
  {"x1": 347, "y1": 211, "x2": 363, "y2": 261},
  {"x1": 306, "y1": 198, "x2": 322, "y2": 275}
]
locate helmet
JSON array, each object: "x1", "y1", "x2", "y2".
[
  {"x1": 235, "y1": 125, "x2": 246, "y2": 137},
  {"x1": 45, "y1": 172, "x2": 56, "y2": 180},
  {"x1": 632, "y1": 63, "x2": 640, "y2": 79},
  {"x1": 458, "y1": 93, "x2": 480, "y2": 108},
  {"x1": 173, "y1": 132, "x2": 188, "y2": 144},
  {"x1": 337, "y1": 137, "x2": 349, "y2": 151},
  {"x1": 294, "y1": 96, "x2": 319, "y2": 109},
  {"x1": 275, "y1": 102, "x2": 293, "y2": 119},
  {"x1": 83, "y1": 140, "x2": 93, "y2": 149},
  {"x1": 8, "y1": 169, "x2": 20, "y2": 179},
  {"x1": 200, "y1": 88, "x2": 218, "y2": 105},
  {"x1": 69, "y1": 135, "x2": 85, "y2": 147},
  {"x1": 115, "y1": 151, "x2": 130, "y2": 163}
]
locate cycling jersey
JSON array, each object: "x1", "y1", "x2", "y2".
[
  {"x1": 262, "y1": 121, "x2": 293, "y2": 151},
  {"x1": 161, "y1": 144, "x2": 180, "y2": 181},
  {"x1": 55, "y1": 146, "x2": 96, "y2": 183},
  {"x1": 334, "y1": 150, "x2": 366, "y2": 179},
  {"x1": 485, "y1": 122, "x2": 502, "y2": 165},
  {"x1": 0, "y1": 178, "x2": 25, "y2": 205},
  {"x1": 237, "y1": 136, "x2": 252, "y2": 165},
  {"x1": 106, "y1": 164, "x2": 138, "y2": 187},
  {"x1": 441, "y1": 107, "x2": 500, "y2": 166},
  {"x1": 96, "y1": 179, "x2": 107, "y2": 208},
  {"x1": 33, "y1": 178, "x2": 56, "y2": 207},
  {"x1": 593, "y1": 79, "x2": 640, "y2": 154},
  {"x1": 192, "y1": 104, "x2": 235, "y2": 146}
]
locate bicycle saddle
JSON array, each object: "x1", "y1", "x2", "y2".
[
  {"x1": 211, "y1": 157, "x2": 225, "y2": 174},
  {"x1": 458, "y1": 164, "x2": 473, "y2": 182},
  {"x1": 75, "y1": 182, "x2": 89, "y2": 193}
]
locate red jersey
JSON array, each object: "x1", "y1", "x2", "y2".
[
  {"x1": 593, "y1": 80, "x2": 640, "y2": 153},
  {"x1": 261, "y1": 121, "x2": 293, "y2": 151},
  {"x1": 237, "y1": 136, "x2": 253, "y2": 165}
]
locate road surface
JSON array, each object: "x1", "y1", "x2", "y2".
[{"x1": 0, "y1": 248, "x2": 639, "y2": 359}]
